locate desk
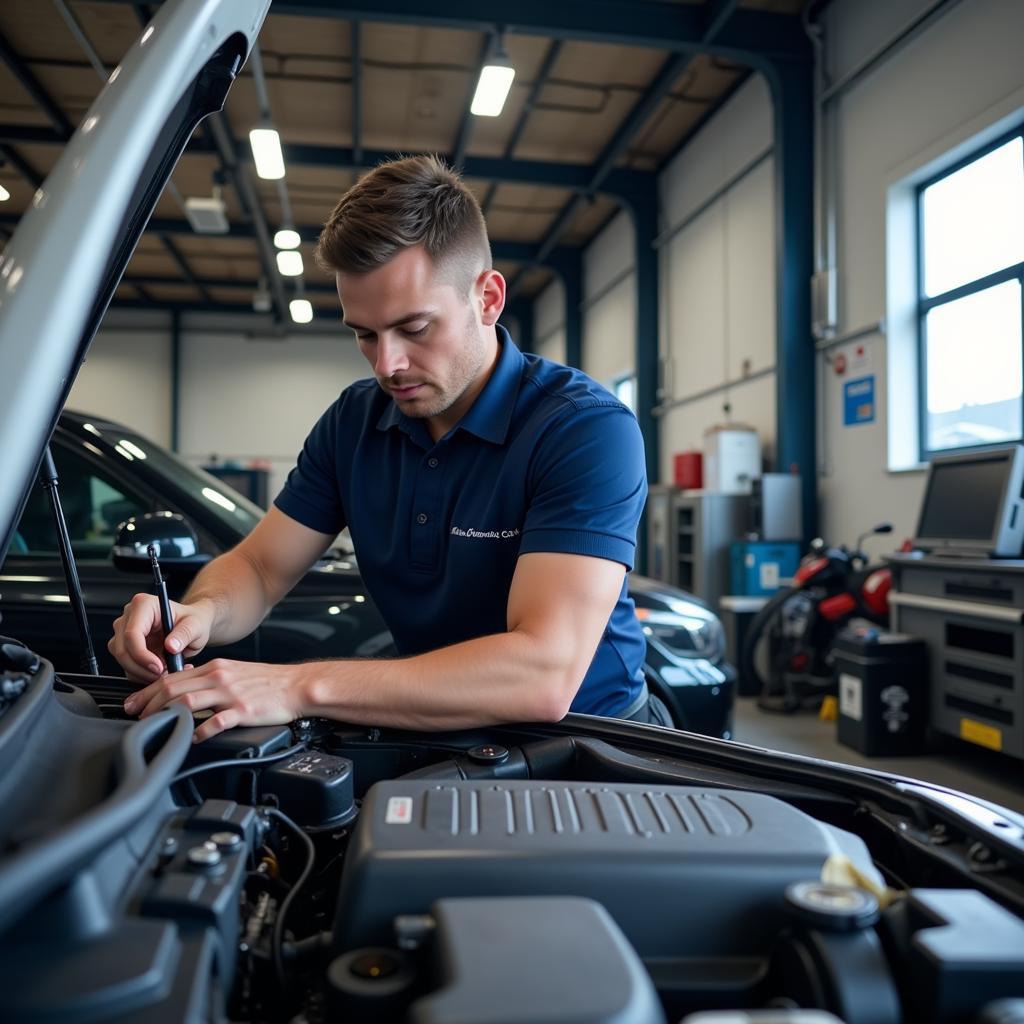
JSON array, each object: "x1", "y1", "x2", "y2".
[{"x1": 886, "y1": 554, "x2": 1024, "y2": 759}]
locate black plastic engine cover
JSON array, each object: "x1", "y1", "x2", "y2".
[
  {"x1": 408, "y1": 896, "x2": 666, "y2": 1024},
  {"x1": 333, "y1": 779, "x2": 876, "y2": 958}
]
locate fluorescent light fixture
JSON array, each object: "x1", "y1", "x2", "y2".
[
  {"x1": 276, "y1": 249, "x2": 303, "y2": 276},
  {"x1": 274, "y1": 227, "x2": 301, "y2": 249},
  {"x1": 470, "y1": 55, "x2": 515, "y2": 117},
  {"x1": 249, "y1": 126, "x2": 285, "y2": 179},
  {"x1": 0, "y1": 185, "x2": 9, "y2": 202},
  {"x1": 290, "y1": 298, "x2": 314, "y2": 324}
]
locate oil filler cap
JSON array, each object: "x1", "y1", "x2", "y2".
[
  {"x1": 467, "y1": 744, "x2": 509, "y2": 764},
  {"x1": 784, "y1": 881, "x2": 880, "y2": 932}
]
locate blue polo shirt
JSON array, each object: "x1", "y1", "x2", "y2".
[{"x1": 274, "y1": 326, "x2": 648, "y2": 717}]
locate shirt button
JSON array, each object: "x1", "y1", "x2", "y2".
[
  {"x1": 427, "y1": 457, "x2": 439, "y2": 468},
  {"x1": 417, "y1": 513, "x2": 428, "y2": 525}
]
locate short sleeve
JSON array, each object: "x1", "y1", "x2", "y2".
[
  {"x1": 273, "y1": 400, "x2": 347, "y2": 535},
  {"x1": 518, "y1": 403, "x2": 647, "y2": 570}
]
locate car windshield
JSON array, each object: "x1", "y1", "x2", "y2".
[{"x1": 90, "y1": 421, "x2": 264, "y2": 537}]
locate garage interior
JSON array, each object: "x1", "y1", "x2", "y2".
[{"x1": 1, "y1": 0, "x2": 1023, "y2": 813}]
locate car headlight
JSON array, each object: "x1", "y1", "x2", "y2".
[{"x1": 635, "y1": 608, "x2": 725, "y2": 662}]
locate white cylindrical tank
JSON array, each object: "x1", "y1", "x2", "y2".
[{"x1": 703, "y1": 424, "x2": 761, "y2": 494}]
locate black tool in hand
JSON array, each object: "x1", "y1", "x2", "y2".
[{"x1": 148, "y1": 544, "x2": 184, "y2": 673}]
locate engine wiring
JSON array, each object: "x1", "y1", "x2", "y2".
[
  {"x1": 171, "y1": 741, "x2": 308, "y2": 785},
  {"x1": 262, "y1": 806, "x2": 318, "y2": 992}
]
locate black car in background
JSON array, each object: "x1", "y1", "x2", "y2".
[{"x1": 0, "y1": 410, "x2": 735, "y2": 736}]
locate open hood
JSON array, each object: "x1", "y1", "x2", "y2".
[{"x1": 0, "y1": 0, "x2": 270, "y2": 564}]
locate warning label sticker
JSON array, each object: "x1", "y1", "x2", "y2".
[
  {"x1": 385, "y1": 796, "x2": 414, "y2": 824},
  {"x1": 839, "y1": 673, "x2": 862, "y2": 721}
]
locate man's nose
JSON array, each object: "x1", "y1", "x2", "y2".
[{"x1": 375, "y1": 335, "x2": 410, "y2": 378}]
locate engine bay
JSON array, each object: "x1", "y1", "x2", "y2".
[{"x1": 1, "y1": 650, "x2": 1023, "y2": 1024}]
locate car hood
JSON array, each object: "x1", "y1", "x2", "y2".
[{"x1": 0, "y1": 0, "x2": 270, "y2": 565}]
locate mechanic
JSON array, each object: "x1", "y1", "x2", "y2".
[{"x1": 110, "y1": 155, "x2": 670, "y2": 741}]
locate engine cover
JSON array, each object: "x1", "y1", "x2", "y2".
[{"x1": 334, "y1": 779, "x2": 876, "y2": 958}]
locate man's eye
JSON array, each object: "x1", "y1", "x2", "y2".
[
  {"x1": 356, "y1": 334, "x2": 376, "y2": 343},
  {"x1": 404, "y1": 324, "x2": 429, "y2": 338}
]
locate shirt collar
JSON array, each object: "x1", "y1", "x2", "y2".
[{"x1": 375, "y1": 324, "x2": 524, "y2": 446}]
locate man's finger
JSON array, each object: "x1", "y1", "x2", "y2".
[
  {"x1": 193, "y1": 708, "x2": 240, "y2": 743},
  {"x1": 136, "y1": 665, "x2": 218, "y2": 718},
  {"x1": 124, "y1": 672, "x2": 176, "y2": 715},
  {"x1": 168, "y1": 688, "x2": 222, "y2": 716},
  {"x1": 117, "y1": 647, "x2": 164, "y2": 684},
  {"x1": 120, "y1": 601, "x2": 167, "y2": 676},
  {"x1": 166, "y1": 612, "x2": 206, "y2": 656}
]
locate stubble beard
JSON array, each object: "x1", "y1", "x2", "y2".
[{"x1": 384, "y1": 312, "x2": 485, "y2": 421}]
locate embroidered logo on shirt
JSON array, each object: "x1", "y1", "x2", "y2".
[{"x1": 451, "y1": 526, "x2": 521, "y2": 540}]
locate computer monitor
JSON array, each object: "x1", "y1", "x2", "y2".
[{"x1": 913, "y1": 445, "x2": 1024, "y2": 558}]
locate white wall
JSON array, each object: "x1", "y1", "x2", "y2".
[
  {"x1": 177, "y1": 332, "x2": 370, "y2": 500},
  {"x1": 818, "y1": 0, "x2": 1024, "y2": 545},
  {"x1": 533, "y1": 277, "x2": 567, "y2": 365},
  {"x1": 69, "y1": 329, "x2": 173, "y2": 446},
  {"x1": 582, "y1": 211, "x2": 635, "y2": 388},
  {"x1": 655, "y1": 76, "x2": 777, "y2": 484},
  {"x1": 70, "y1": 315, "x2": 370, "y2": 505}
]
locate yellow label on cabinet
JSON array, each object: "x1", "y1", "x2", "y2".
[{"x1": 959, "y1": 718, "x2": 1003, "y2": 751}]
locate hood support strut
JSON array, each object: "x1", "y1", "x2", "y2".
[{"x1": 39, "y1": 447, "x2": 99, "y2": 675}]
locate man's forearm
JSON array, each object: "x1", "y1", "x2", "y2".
[
  {"x1": 182, "y1": 549, "x2": 279, "y2": 646},
  {"x1": 299, "y1": 629, "x2": 581, "y2": 730}
]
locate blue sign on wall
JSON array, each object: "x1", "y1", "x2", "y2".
[{"x1": 843, "y1": 375, "x2": 876, "y2": 426}]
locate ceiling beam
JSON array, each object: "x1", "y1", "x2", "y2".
[
  {"x1": 482, "y1": 38, "x2": 563, "y2": 216},
  {"x1": 91, "y1": 1, "x2": 806, "y2": 64},
  {"x1": 0, "y1": 29, "x2": 71, "y2": 204},
  {"x1": 0, "y1": 126, "x2": 71, "y2": 145},
  {"x1": 55, "y1": 0, "x2": 112, "y2": 78},
  {"x1": 0, "y1": 213, "x2": 579, "y2": 267},
  {"x1": 0, "y1": 144, "x2": 43, "y2": 189},
  {"x1": 0, "y1": 127, "x2": 652, "y2": 197},
  {"x1": 508, "y1": 0, "x2": 746, "y2": 296},
  {"x1": 0, "y1": 30, "x2": 75, "y2": 137},
  {"x1": 207, "y1": 112, "x2": 290, "y2": 323},
  {"x1": 451, "y1": 32, "x2": 492, "y2": 170},
  {"x1": 113, "y1": 298, "x2": 271, "y2": 316},
  {"x1": 350, "y1": 21, "x2": 363, "y2": 165},
  {"x1": 126, "y1": 273, "x2": 336, "y2": 294},
  {"x1": 282, "y1": 143, "x2": 651, "y2": 195},
  {"x1": 702, "y1": 0, "x2": 741, "y2": 40},
  {"x1": 159, "y1": 235, "x2": 213, "y2": 304},
  {"x1": 110, "y1": 298, "x2": 349, "y2": 325}
]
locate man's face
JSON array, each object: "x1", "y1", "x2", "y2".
[{"x1": 338, "y1": 246, "x2": 504, "y2": 438}]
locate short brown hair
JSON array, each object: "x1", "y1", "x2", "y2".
[{"x1": 315, "y1": 155, "x2": 491, "y2": 290}]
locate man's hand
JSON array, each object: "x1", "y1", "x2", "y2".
[
  {"x1": 109, "y1": 594, "x2": 215, "y2": 682},
  {"x1": 123, "y1": 659, "x2": 311, "y2": 742}
]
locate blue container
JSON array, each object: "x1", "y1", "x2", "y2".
[{"x1": 730, "y1": 541, "x2": 802, "y2": 596}]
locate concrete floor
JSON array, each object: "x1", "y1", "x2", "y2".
[{"x1": 731, "y1": 695, "x2": 1024, "y2": 814}]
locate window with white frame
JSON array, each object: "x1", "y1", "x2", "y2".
[
  {"x1": 612, "y1": 374, "x2": 636, "y2": 412},
  {"x1": 917, "y1": 130, "x2": 1024, "y2": 458}
]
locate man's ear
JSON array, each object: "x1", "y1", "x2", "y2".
[{"x1": 476, "y1": 268, "x2": 506, "y2": 327}]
